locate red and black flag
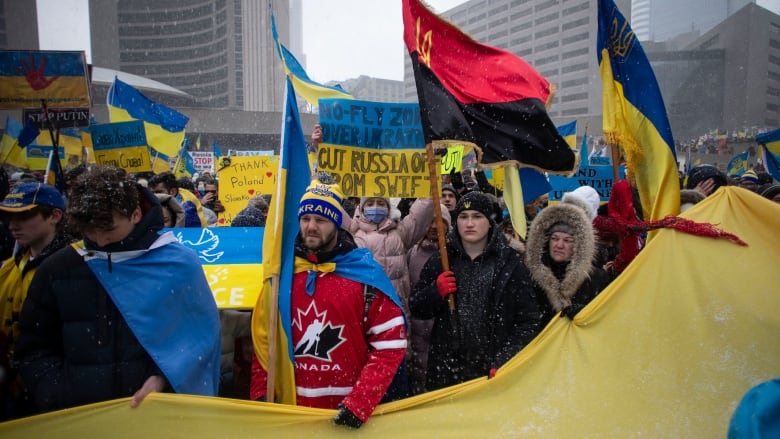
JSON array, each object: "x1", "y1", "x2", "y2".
[{"x1": 402, "y1": 0, "x2": 576, "y2": 173}]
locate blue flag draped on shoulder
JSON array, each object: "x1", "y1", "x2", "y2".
[
  {"x1": 597, "y1": 0, "x2": 679, "y2": 226},
  {"x1": 252, "y1": 77, "x2": 312, "y2": 405},
  {"x1": 270, "y1": 14, "x2": 353, "y2": 107},
  {"x1": 73, "y1": 235, "x2": 220, "y2": 396},
  {"x1": 107, "y1": 77, "x2": 188, "y2": 158}
]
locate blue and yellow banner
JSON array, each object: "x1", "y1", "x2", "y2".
[
  {"x1": 107, "y1": 77, "x2": 188, "y2": 158},
  {"x1": 169, "y1": 227, "x2": 264, "y2": 309},
  {"x1": 0, "y1": 50, "x2": 90, "y2": 109},
  {"x1": 597, "y1": 0, "x2": 679, "y2": 226},
  {"x1": 86, "y1": 121, "x2": 152, "y2": 173},
  {"x1": 25, "y1": 145, "x2": 64, "y2": 171}
]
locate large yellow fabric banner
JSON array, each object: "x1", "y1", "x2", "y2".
[{"x1": 2, "y1": 187, "x2": 778, "y2": 437}]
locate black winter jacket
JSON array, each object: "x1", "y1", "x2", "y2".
[
  {"x1": 410, "y1": 224, "x2": 540, "y2": 392},
  {"x1": 14, "y1": 186, "x2": 167, "y2": 413}
]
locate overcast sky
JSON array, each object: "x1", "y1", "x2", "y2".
[{"x1": 37, "y1": 0, "x2": 780, "y2": 83}]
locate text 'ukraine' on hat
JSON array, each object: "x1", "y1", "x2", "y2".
[
  {"x1": 0, "y1": 182, "x2": 65, "y2": 213},
  {"x1": 298, "y1": 180, "x2": 345, "y2": 227}
]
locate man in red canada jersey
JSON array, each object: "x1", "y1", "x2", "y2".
[{"x1": 251, "y1": 181, "x2": 406, "y2": 429}]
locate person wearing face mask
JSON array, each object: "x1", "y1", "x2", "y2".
[{"x1": 348, "y1": 196, "x2": 435, "y2": 319}]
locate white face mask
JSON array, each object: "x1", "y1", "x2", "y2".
[{"x1": 363, "y1": 206, "x2": 388, "y2": 224}]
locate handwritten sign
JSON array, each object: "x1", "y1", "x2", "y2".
[
  {"x1": 216, "y1": 155, "x2": 278, "y2": 226},
  {"x1": 86, "y1": 121, "x2": 152, "y2": 173},
  {"x1": 0, "y1": 50, "x2": 91, "y2": 109},
  {"x1": 318, "y1": 99, "x2": 425, "y2": 149},
  {"x1": 548, "y1": 166, "x2": 626, "y2": 202},
  {"x1": 440, "y1": 144, "x2": 465, "y2": 174},
  {"x1": 316, "y1": 144, "x2": 435, "y2": 197}
]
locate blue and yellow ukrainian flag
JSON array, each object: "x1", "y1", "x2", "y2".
[
  {"x1": 173, "y1": 137, "x2": 196, "y2": 178},
  {"x1": 44, "y1": 147, "x2": 66, "y2": 193},
  {"x1": 252, "y1": 77, "x2": 312, "y2": 405},
  {"x1": 0, "y1": 50, "x2": 90, "y2": 109},
  {"x1": 756, "y1": 128, "x2": 780, "y2": 181},
  {"x1": 598, "y1": 0, "x2": 679, "y2": 226},
  {"x1": 726, "y1": 150, "x2": 750, "y2": 176},
  {"x1": 107, "y1": 77, "x2": 188, "y2": 158},
  {"x1": 557, "y1": 120, "x2": 577, "y2": 149},
  {"x1": 271, "y1": 15, "x2": 353, "y2": 107},
  {"x1": 0, "y1": 117, "x2": 29, "y2": 168}
]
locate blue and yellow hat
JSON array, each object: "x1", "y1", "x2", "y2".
[
  {"x1": 0, "y1": 182, "x2": 65, "y2": 213},
  {"x1": 298, "y1": 180, "x2": 345, "y2": 227}
]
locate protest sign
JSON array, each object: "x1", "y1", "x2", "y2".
[
  {"x1": 216, "y1": 155, "x2": 278, "y2": 225},
  {"x1": 86, "y1": 121, "x2": 152, "y2": 173},
  {"x1": 318, "y1": 99, "x2": 425, "y2": 149},
  {"x1": 317, "y1": 143, "x2": 434, "y2": 197},
  {"x1": 548, "y1": 165, "x2": 626, "y2": 202}
]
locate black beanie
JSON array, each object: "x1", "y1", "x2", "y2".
[{"x1": 454, "y1": 191, "x2": 494, "y2": 220}]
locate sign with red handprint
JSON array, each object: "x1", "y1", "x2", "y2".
[{"x1": 0, "y1": 50, "x2": 90, "y2": 109}]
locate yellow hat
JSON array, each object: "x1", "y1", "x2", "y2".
[{"x1": 298, "y1": 180, "x2": 345, "y2": 226}]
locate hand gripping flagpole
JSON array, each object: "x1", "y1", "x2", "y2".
[{"x1": 426, "y1": 143, "x2": 454, "y2": 311}]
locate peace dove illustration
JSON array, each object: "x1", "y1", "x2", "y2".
[{"x1": 176, "y1": 228, "x2": 224, "y2": 263}]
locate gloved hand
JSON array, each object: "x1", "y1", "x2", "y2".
[
  {"x1": 333, "y1": 404, "x2": 363, "y2": 429},
  {"x1": 560, "y1": 303, "x2": 585, "y2": 320},
  {"x1": 436, "y1": 271, "x2": 457, "y2": 299}
]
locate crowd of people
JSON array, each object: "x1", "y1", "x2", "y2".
[{"x1": 0, "y1": 134, "x2": 778, "y2": 427}]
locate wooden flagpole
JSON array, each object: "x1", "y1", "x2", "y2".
[
  {"x1": 426, "y1": 143, "x2": 454, "y2": 311},
  {"x1": 265, "y1": 274, "x2": 280, "y2": 402}
]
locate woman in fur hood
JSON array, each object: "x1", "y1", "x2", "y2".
[{"x1": 525, "y1": 202, "x2": 610, "y2": 323}]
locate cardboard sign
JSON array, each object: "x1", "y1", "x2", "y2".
[
  {"x1": 318, "y1": 99, "x2": 425, "y2": 149},
  {"x1": 216, "y1": 155, "x2": 278, "y2": 226},
  {"x1": 316, "y1": 143, "x2": 435, "y2": 197},
  {"x1": 86, "y1": 121, "x2": 152, "y2": 173}
]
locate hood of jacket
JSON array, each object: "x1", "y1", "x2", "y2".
[{"x1": 525, "y1": 203, "x2": 595, "y2": 311}]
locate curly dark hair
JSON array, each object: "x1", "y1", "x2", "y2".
[{"x1": 66, "y1": 165, "x2": 139, "y2": 232}]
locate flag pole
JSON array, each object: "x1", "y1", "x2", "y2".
[
  {"x1": 610, "y1": 141, "x2": 621, "y2": 181},
  {"x1": 426, "y1": 143, "x2": 454, "y2": 311},
  {"x1": 266, "y1": 274, "x2": 280, "y2": 402}
]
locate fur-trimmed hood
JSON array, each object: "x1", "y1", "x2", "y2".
[{"x1": 525, "y1": 203, "x2": 596, "y2": 312}]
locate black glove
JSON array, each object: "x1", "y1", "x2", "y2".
[
  {"x1": 332, "y1": 404, "x2": 363, "y2": 429},
  {"x1": 560, "y1": 304, "x2": 585, "y2": 320}
]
